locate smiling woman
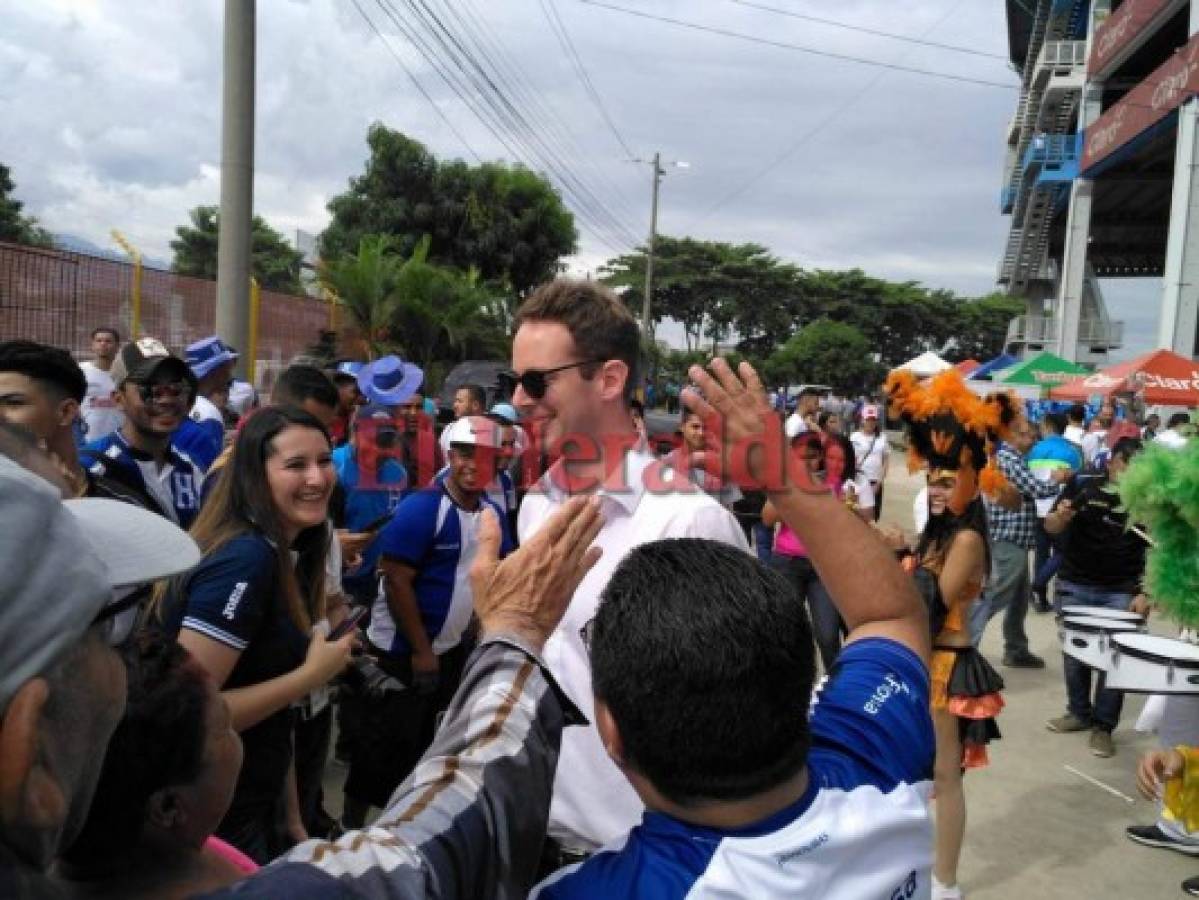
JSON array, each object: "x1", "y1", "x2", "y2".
[{"x1": 153, "y1": 407, "x2": 355, "y2": 864}]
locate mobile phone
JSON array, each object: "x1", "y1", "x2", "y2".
[{"x1": 329, "y1": 606, "x2": 368, "y2": 640}]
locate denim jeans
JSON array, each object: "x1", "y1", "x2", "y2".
[
  {"x1": 752, "y1": 522, "x2": 774, "y2": 565},
  {"x1": 1055, "y1": 578, "x2": 1132, "y2": 731},
  {"x1": 968, "y1": 540, "x2": 1032, "y2": 657},
  {"x1": 1032, "y1": 520, "x2": 1060, "y2": 601},
  {"x1": 771, "y1": 554, "x2": 841, "y2": 672}
]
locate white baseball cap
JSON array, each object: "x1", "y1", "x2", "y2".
[{"x1": 443, "y1": 415, "x2": 503, "y2": 449}]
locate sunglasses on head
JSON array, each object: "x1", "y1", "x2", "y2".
[{"x1": 501, "y1": 360, "x2": 603, "y2": 400}]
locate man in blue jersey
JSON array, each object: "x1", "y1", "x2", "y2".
[
  {"x1": 533, "y1": 359, "x2": 934, "y2": 900},
  {"x1": 1027, "y1": 412, "x2": 1083, "y2": 612},
  {"x1": 341, "y1": 415, "x2": 513, "y2": 829},
  {"x1": 83, "y1": 338, "x2": 205, "y2": 527}
]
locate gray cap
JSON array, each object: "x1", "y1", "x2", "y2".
[{"x1": 0, "y1": 457, "x2": 201, "y2": 708}]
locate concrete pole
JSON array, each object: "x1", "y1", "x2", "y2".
[
  {"x1": 642, "y1": 151, "x2": 661, "y2": 346},
  {"x1": 215, "y1": 0, "x2": 256, "y2": 379},
  {"x1": 1159, "y1": 98, "x2": 1199, "y2": 356}
]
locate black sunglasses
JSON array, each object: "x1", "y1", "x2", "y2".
[{"x1": 501, "y1": 360, "x2": 603, "y2": 401}]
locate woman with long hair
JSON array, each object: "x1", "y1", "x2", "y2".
[
  {"x1": 156, "y1": 406, "x2": 354, "y2": 863},
  {"x1": 886, "y1": 370, "x2": 1013, "y2": 900}
]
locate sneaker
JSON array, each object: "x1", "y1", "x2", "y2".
[
  {"x1": 1003, "y1": 650, "x2": 1046, "y2": 668},
  {"x1": 1127, "y1": 824, "x2": 1199, "y2": 856},
  {"x1": 1089, "y1": 728, "x2": 1115, "y2": 758},
  {"x1": 1046, "y1": 713, "x2": 1090, "y2": 733},
  {"x1": 931, "y1": 876, "x2": 963, "y2": 900},
  {"x1": 1183, "y1": 874, "x2": 1199, "y2": 895}
]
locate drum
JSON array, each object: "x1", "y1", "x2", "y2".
[
  {"x1": 1107, "y1": 633, "x2": 1199, "y2": 694},
  {"x1": 1059, "y1": 616, "x2": 1141, "y2": 670},
  {"x1": 1060, "y1": 606, "x2": 1145, "y2": 627}
]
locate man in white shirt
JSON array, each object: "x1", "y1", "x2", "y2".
[
  {"x1": 512, "y1": 279, "x2": 747, "y2": 859},
  {"x1": 850, "y1": 403, "x2": 889, "y2": 521},
  {"x1": 78, "y1": 327, "x2": 123, "y2": 443},
  {"x1": 1064, "y1": 403, "x2": 1087, "y2": 447},
  {"x1": 1155, "y1": 412, "x2": 1192, "y2": 449},
  {"x1": 784, "y1": 386, "x2": 821, "y2": 439},
  {"x1": 1080, "y1": 400, "x2": 1115, "y2": 465}
]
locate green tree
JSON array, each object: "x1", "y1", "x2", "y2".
[
  {"x1": 0, "y1": 163, "x2": 52, "y2": 247},
  {"x1": 765, "y1": 319, "x2": 884, "y2": 395},
  {"x1": 320, "y1": 125, "x2": 577, "y2": 299},
  {"x1": 950, "y1": 292, "x2": 1025, "y2": 361},
  {"x1": 319, "y1": 234, "x2": 508, "y2": 372},
  {"x1": 170, "y1": 206, "x2": 304, "y2": 293}
]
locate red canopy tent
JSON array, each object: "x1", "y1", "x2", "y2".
[
  {"x1": 955, "y1": 359, "x2": 982, "y2": 375},
  {"x1": 1049, "y1": 349, "x2": 1199, "y2": 406}
]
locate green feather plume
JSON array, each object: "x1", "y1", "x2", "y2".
[{"x1": 1120, "y1": 441, "x2": 1199, "y2": 626}]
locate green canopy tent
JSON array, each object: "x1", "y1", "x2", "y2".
[{"x1": 997, "y1": 352, "x2": 1088, "y2": 395}]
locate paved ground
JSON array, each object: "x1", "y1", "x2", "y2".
[{"x1": 879, "y1": 454, "x2": 1195, "y2": 899}]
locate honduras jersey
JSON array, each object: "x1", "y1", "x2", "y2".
[
  {"x1": 83, "y1": 430, "x2": 205, "y2": 528},
  {"x1": 533, "y1": 638, "x2": 934, "y2": 900},
  {"x1": 370, "y1": 475, "x2": 513, "y2": 657},
  {"x1": 172, "y1": 395, "x2": 226, "y2": 471}
]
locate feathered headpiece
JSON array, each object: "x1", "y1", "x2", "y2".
[
  {"x1": 884, "y1": 368, "x2": 1019, "y2": 515},
  {"x1": 1118, "y1": 440, "x2": 1199, "y2": 626}
]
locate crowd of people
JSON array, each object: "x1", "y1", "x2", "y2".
[{"x1": 0, "y1": 276, "x2": 1196, "y2": 898}]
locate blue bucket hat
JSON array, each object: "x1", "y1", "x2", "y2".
[
  {"x1": 185, "y1": 336, "x2": 239, "y2": 381},
  {"x1": 357, "y1": 355, "x2": 424, "y2": 407}
]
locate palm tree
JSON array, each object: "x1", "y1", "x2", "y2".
[{"x1": 318, "y1": 234, "x2": 404, "y2": 359}]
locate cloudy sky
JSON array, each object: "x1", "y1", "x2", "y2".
[{"x1": 0, "y1": 0, "x2": 1159, "y2": 355}]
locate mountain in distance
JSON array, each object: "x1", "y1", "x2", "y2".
[{"x1": 53, "y1": 233, "x2": 169, "y2": 270}]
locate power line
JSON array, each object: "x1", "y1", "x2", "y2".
[
  {"x1": 397, "y1": 0, "x2": 641, "y2": 249},
  {"x1": 576, "y1": 0, "x2": 1017, "y2": 90},
  {"x1": 446, "y1": 0, "x2": 644, "y2": 227},
  {"x1": 726, "y1": 0, "x2": 1008, "y2": 61},
  {"x1": 348, "y1": 0, "x2": 483, "y2": 162},
  {"x1": 540, "y1": 0, "x2": 637, "y2": 158},
  {"x1": 688, "y1": 0, "x2": 969, "y2": 230},
  {"x1": 372, "y1": 0, "x2": 637, "y2": 254}
]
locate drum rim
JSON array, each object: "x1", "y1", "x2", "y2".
[
  {"x1": 1061, "y1": 617, "x2": 1139, "y2": 635},
  {"x1": 1060, "y1": 606, "x2": 1143, "y2": 621},
  {"x1": 1111, "y1": 634, "x2": 1199, "y2": 669}
]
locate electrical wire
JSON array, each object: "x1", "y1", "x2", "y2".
[
  {"x1": 726, "y1": 0, "x2": 1009, "y2": 61},
  {"x1": 576, "y1": 0, "x2": 1018, "y2": 91},
  {"x1": 687, "y1": 0, "x2": 970, "y2": 230},
  {"x1": 541, "y1": 0, "x2": 637, "y2": 158},
  {"x1": 444, "y1": 0, "x2": 644, "y2": 227},
  {"x1": 372, "y1": 0, "x2": 637, "y2": 253},
  {"x1": 347, "y1": 0, "x2": 482, "y2": 162},
  {"x1": 396, "y1": 0, "x2": 642, "y2": 249}
]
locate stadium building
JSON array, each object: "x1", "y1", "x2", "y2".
[{"x1": 1000, "y1": 0, "x2": 1199, "y2": 362}]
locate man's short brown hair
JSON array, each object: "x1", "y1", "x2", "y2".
[{"x1": 514, "y1": 278, "x2": 640, "y2": 403}]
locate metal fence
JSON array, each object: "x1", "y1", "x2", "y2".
[{"x1": 0, "y1": 240, "x2": 337, "y2": 387}]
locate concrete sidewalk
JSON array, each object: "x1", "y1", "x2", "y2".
[{"x1": 881, "y1": 461, "x2": 1194, "y2": 899}]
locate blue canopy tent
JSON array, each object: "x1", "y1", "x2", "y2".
[{"x1": 967, "y1": 353, "x2": 1018, "y2": 381}]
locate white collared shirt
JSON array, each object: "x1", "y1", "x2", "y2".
[{"x1": 518, "y1": 448, "x2": 749, "y2": 850}]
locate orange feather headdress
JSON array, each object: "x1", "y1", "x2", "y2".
[{"x1": 884, "y1": 368, "x2": 1019, "y2": 515}]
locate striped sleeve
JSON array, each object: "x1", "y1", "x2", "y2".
[
  {"x1": 178, "y1": 537, "x2": 274, "y2": 652},
  {"x1": 225, "y1": 638, "x2": 584, "y2": 899}
]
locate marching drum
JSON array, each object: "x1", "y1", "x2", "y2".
[
  {"x1": 1060, "y1": 606, "x2": 1145, "y2": 627},
  {"x1": 1059, "y1": 616, "x2": 1141, "y2": 671},
  {"x1": 1107, "y1": 633, "x2": 1199, "y2": 695}
]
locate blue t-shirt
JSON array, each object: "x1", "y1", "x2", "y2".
[
  {"x1": 160, "y1": 532, "x2": 310, "y2": 807},
  {"x1": 173, "y1": 415, "x2": 223, "y2": 471},
  {"x1": 533, "y1": 638, "x2": 934, "y2": 900},
  {"x1": 333, "y1": 444, "x2": 410, "y2": 600},
  {"x1": 369, "y1": 477, "x2": 513, "y2": 657},
  {"x1": 83, "y1": 430, "x2": 205, "y2": 528}
]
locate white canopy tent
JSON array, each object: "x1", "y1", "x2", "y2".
[{"x1": 895, "y1": 350, "x2": 952, "y2": 378}]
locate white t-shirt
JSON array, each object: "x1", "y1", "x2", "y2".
[
  {"x1": 1081, "y1": 429, "x2": 1106, "y2": 464},
  {"x1": 850, "y1": 430, "x2": 889, "y2": 484},
  {"x1": 1063, "y1": 424, "x2": 1085, "y2": 446},
  {"x1": 784, "y1": 412, "x2": 808, "y2": 439},
  {"x1": 78, "y1": 361, "x2": 122, "y2": 442},
  {"x1": 518, "y1": 448, "x2": 749, "y2": 850},
  {"x1": 841, "y1": 472, "x2": 875, "y2": 513},
  {"x1": 1155, "y1": 429, "x2": 1189, "y2": 449}
]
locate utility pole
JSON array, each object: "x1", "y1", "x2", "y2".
[
  {"x1": 215, "y1": 0, "x2": 256, "y2": 380},
  {"x1": 642, "y1": 151, "x2": 662, "y2": 346}
]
